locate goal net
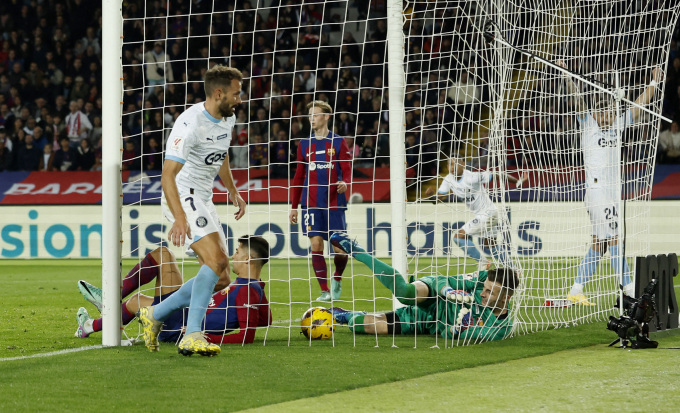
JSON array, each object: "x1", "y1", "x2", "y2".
[{"x1": 105, "y1": 0, "x2": 680, "y2": 348}]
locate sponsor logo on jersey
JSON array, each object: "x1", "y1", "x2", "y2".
[
  {"x1": 463, "y1": 272, "x2": 476, "y2": 280},
  {"x1": 205, "y1": 151, "x2": 227, "y2": 165},
  {"x1": 308, "y1": 161, "x2": 332, "y2": 171},
  {"x1": 597, "y1": 137, "x2": 617, "y2": 147},
  {"x1": 208, "y1": 297, "x2": 216, "y2": 307},
  {"x1": 196, "y1": 216, "x2": 208, "y2": 228},
  {"x1": 216, "y1": 133, "x2": 229, "y2": 140}
]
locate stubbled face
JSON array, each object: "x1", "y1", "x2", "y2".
[
  {"x1": 217, "y1": 79, "x2": 243, "y2": 117},
  {"x1": 309, "y1": 106, "x2": 329, "y2": 132},
  {"x1": 480, "y1": 279, "x2": 508, "y2": 309}
]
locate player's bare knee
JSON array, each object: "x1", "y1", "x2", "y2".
[{"x1": 156, "y1": 246, "x2": 175, "y2": 264}]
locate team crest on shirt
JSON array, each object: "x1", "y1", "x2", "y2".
[
  {"x1": 327, "y1": 148, "x2": 335, "y2": 157},
  {"x1": 196, "y1": 216, "x2": 208, "y2": 228}
]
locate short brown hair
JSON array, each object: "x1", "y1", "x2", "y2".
[
  {"x1": 486, "y1": 268, "x2": 519, "y2": 294},
  {"x1": 306, "y1": 100, "x2": 332, "y2": 114},
  {"x1": 238, "y1": 235, "x2": 270, "y2": 267},
  {"x1": 204, "y1": 65, "x2": 243, "y2": 97}
]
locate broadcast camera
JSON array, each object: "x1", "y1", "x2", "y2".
[{"x1": 607, "y1": 279, "x2": 659, "y2": 349}]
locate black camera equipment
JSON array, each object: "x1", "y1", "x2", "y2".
[{"x1": 607, "y1": 279, "x2": 660, "y2": 349}]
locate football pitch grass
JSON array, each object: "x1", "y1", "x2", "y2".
[{"x1": 1, "y1": 259, "x2": 679, "y2": 412}]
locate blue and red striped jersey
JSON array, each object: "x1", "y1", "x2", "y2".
[
  {"x1": 203, "y1": 277, "x2": 272, "y2": 344},
  {"x1": 291, "y1": 132, "x2": 352, "y2": 209}
]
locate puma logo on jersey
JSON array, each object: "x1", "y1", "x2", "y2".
[
  {"x1": 206, "y1": 137, "x2": 214, "y2": 142},
  {"x1": 205, "y1": 151, "x2": 227, "y2": 165}
]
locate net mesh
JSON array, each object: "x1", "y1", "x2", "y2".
[{"x1": 115, "y1": 0, "x2": 680, "y2": 347}]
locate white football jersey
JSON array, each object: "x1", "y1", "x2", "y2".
[
  {"x1": 578, "y1": 110, "x2": 632, "y2": 190},
  {"x1": 164, "y1": 102, "x2": 236, "y2": 201},
  {"x1": 437, "y1": 169, "x2": 495, "y2": 216}
]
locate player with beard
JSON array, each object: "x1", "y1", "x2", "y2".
[{"x1": 138, "y1": 65, "x2": 247, "y2": 356}]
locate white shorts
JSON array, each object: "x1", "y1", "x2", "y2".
[
  {"x1": 585, "y1": 189, "x2": 619, "y2": 240},
  {"x1": 161, "y1": 194, "x2": 227, "y2": 251},
  {"x1": 462, "y1": 209, "x2": 500, "y2": 239}
]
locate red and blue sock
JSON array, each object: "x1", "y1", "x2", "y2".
[
  {"x1": 121, "y1": 252, "x2": 159, "y2": 298},
  {"x1": 312, "y1": 251, "x2": 329, "y2": 292}
]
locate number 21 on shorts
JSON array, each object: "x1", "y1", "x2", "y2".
[{"x1": 304, "y1": 212, "x2": 315, "y2": 227}]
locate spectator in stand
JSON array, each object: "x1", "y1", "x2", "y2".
[
  {"x1": 121, "y1": 139, "x2": 140, "y2": 171},
  {"x1": 0, "y1": 135, "x2": 11, "y2": 171},
  {"x1": 143, "y1": 136, "x2": 162, "y2": 171},
  {"x1": 145, "y1": 41, "x2": 173, "y2": 93},
  {"x1": 32, "y1": 126, "x2": 48, "y2": 151},
  {"x1": 77, "y1": 138, "x2": 95, "y2": 171},
  {"x1": 269, "y1": 129, "x2": 292, "y2": 178},
  {"x1": 357, "y1": 135, "x2": 376, "y2": 168},
  {"x1": 249, "y1": 134, "x2": 268, "y2": 168},
  {"x1": 90, "y1": 115, "x2": 102, "y2": 143},
  {"x1": 0, "y1": 125, "x2": 12, "y2": 153},
  {"x1": 92, "y1": 137, "x2": 103, "y2": 171},
  {"x1": 39, "y1": 142, "x2": 54, "y2": 171},
  {"x1": 658, "y1": 121, "x2": 680, "y2": 164},
  {"x1": 15, "y1": 133, "x2": 41, "y2": 171},
  {"x1": 65, "y1": 100, "x2": 92, "y2": 148},
  {"x1": 53, "y1": 137, "x2": 78, "y2": 171},
  {"x1": 230, "y1": 129, "x2": 249, "y2": 170},
  {"x1": 346, "y1": 136, "x2": 359, "y2": 158}
]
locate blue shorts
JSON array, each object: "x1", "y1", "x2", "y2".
[
  {"x1": 301, "y1": 207, "x2": 347, "y2": 240},
  {"x1": 153, "y1": 291, "x2": 187, "y2": 343}
]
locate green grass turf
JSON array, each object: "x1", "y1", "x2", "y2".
[{"x1": 0, "y1": 259, "x2": 677, "y2": 412}]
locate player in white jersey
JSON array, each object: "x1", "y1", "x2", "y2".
[
  {"x1": 138, "y1": 65, "x2": 247, "y2": 356},
  {"x1": 427, "y1": 157, "x2": 524, "y2": 270},
  {"x1": 558, "y1": 61, "x2": 662, "y2": 305}
]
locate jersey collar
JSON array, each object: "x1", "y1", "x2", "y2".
[{"x1": 202, "y1": 103, "x2": 222, "y2": 124}]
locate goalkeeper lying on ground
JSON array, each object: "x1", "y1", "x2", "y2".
[
  {"x1": 74, "y1": 236, "x2": 271, "y2": 346},
  {"x1": 329, "y1": 233, "x2": 519, "y2": 343}
]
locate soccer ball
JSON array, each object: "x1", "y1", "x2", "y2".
[{"x1": 300, "y1": 307, "x2": 334, "y2": 340}]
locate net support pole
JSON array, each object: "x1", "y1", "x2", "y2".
[
  {"x1": 102, "y1": 0, "x2": 123, "y2": 347},
  {"x1": 386, "y1": 0, "x2": 408, "y2": 308},
  {"x1": 614, "y1": 72, "x2": 625, "y2": 316}
]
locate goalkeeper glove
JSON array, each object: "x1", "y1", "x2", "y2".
[
  {"x1": 451, "y1": 308, "x2": 475, "y2": 336},
  {"x1": 440, "y1": 286, "x2": 473, "y2": 304}
]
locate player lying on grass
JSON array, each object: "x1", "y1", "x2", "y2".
[
  {"x1": 425, "y1": 156, "x2": 526, "y2": 270},
  {"x1": 557, "y1": 61, "x2": 662, "y2": 305},
  {"x1": 328, "y1": 233, "x2": 519, "y2": 343},
  {"x1": 75, "y1": 236, "x2": 271, "y2": 346}
]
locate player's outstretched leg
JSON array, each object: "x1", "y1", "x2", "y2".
[
  {"x1": 75, "y1": 307, "x2": 94, "y2": 338},
  {"x1": 137, "y1": 306, "x2": 163, "y2": 352},
  {"x1": 331, "y1": 233, "x2": 417, "y2": 306},
  {"x1": 177, "y1": 332, "x2": 221, "y2": 357},
  {"x1": 78, "y1": 280, "x2": 103, "y2": 313},
  {"x1": 330, "y1": 307, "x2": 366, "y2": 324},
  {"x1": 568, "y1": 247, "x2": 600, "y2": 306}
]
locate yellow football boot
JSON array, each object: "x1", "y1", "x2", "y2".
[
  {"x1": 177, "y1": 332, "x2": 221, "y2": 357},
  {"x1": 137, "y1": 306, "x2": 163, "y2": 352}
]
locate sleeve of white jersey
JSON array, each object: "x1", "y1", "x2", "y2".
[
  {"x1": 165, "y1": 122, "x2": 193, "y2": 164},
  {"x1": 437, "y1": 176, "x2": 452, "y2": 194}
]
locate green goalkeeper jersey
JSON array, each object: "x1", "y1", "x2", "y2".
[{"x1": 412, "y1": 270, "x2": 513, "y2": 342}]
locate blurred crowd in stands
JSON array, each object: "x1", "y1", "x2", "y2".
[{"x1": 0, "y1": 0, "x2": 679, "y2": 178}]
